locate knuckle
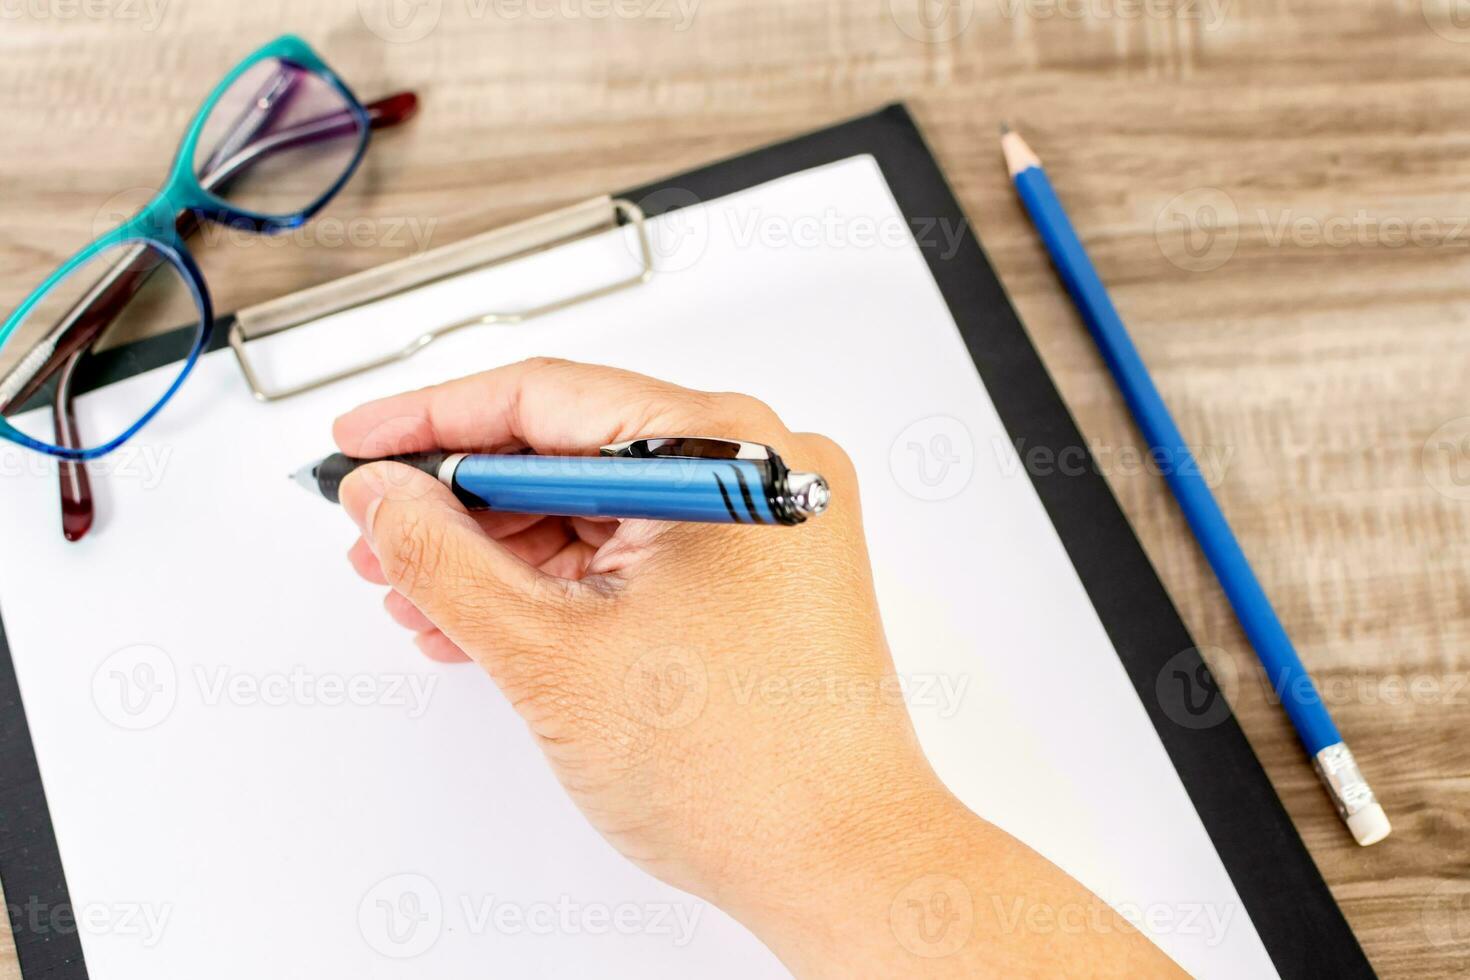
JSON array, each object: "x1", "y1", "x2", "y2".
[
  {"x1": 794, "y1": 432, "x2": 859, "y2": 495},
  {"x1": 797, "y1": 432, "x2": 855, "y2": 474},
  {"x1": 522, "y1": 355, "x2": 574, "y2": 375},
  {"x1": 719, "y1": 392, "x2": 780, "y2": 426}
]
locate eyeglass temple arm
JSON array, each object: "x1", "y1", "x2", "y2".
[{"x1": 0, "y1": 91, "x2": 420, "y2": 415}]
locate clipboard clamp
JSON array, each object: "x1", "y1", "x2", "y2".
[{"x1": 228, "y1": 196, "x2": 655, "y2": 401}]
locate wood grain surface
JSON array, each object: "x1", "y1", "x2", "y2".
[{"x1": 1, "y1": 0, "x2": 1467, "y2": 976}]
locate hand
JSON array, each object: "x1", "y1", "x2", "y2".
[{"x1": 333, "y1": 358, "x2": 1181, "y2": 978}]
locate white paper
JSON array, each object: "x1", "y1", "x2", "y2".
[{"x1": 0, "y1": 157, "x2": 1276, "y2": 979}]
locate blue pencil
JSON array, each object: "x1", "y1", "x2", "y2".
[{"x1": 1001, "y1": 124, "x2": 1389, "y2": 846}]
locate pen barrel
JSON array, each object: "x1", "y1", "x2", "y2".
[
  {"x1": 1015, "y1": 167, "x2": 1341, "y2": 754},
  {"x1": 451, "y1": 455, "x2": 784, "y2": 524}
]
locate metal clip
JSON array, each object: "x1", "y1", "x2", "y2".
[
  {"x1": 599, "y1": 437, "x2": 776, "y2": 461},
  {"x1": 229, "y1": 196, "x2": 654, "y2": 401}
]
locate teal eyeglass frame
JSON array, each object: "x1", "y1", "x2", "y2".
[{"x1": 0, "y1": 35, "x2": 371, "y2": 461}]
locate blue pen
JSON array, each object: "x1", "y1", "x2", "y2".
[
  {"x1": 293, "y1": 436, "x2": 830, "y2": 526},
  {"x1": 1001, "y1": 125, "x2": 1389, "y2": 845}
]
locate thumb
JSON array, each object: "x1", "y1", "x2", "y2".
[{"x1": 338, "y1": 462, "x2": 569, "y2": 656}]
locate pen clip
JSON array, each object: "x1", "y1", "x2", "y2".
[{"x1": 599, "y1": 436, "x2": 776, "y2": 461}]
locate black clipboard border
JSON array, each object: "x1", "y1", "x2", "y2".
[{"x1": 0, "y1": 103, "x2": 1373, "y2": 979}]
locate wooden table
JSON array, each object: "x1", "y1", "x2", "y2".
[{"x1": 1, "y1": 1, "x2": 1466, "y2": 976}]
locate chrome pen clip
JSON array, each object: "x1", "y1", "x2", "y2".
[
  {"x1": 600, "y1": 436, "x2": 831, "y2": 522},
  {"x1": 599, "y1": 436, "x2": 776, "y2": 461}
]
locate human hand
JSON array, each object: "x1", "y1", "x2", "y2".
[{"x1": 333, "y1": 358, "x2": 1181, "y2": 978}]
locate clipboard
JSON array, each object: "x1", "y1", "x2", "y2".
[{"x1": 0, "y1": 104, "x2": 1375, "y2": 979}]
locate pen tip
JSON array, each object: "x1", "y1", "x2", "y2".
[{"x1": 289, "y1": 462, "x2": 320, "y2": 494}]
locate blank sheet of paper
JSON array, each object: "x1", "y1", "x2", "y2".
[{"x1": 0, "y1": 157, "x2": 1276, "y2": 979}]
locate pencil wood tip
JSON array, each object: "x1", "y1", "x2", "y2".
[{"x1": 1000, "y1": 127, "x2": 1042, "y2": 177}]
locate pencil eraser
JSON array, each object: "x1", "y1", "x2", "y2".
[{"x1": 1347, "y1": 803, "x2": 1391, "y2": 846}]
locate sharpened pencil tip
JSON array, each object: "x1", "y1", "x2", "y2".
[{"x1": 998, "y1": 120, "x2": 1010, "y2": 136}]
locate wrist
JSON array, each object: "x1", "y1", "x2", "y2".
[{"x1": 723, "y1": 775, "x2": 996, "y2": 977}]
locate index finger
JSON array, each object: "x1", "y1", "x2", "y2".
[{"x1": 332, "y1": 358, "x2": 772, "y2": 458}]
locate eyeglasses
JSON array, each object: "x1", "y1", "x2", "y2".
[{"x1": 0, "y1": 36, "x2": 404, "y2": 464}]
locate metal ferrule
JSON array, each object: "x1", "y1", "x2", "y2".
[{"x1": 1313, "y1": 742, "x2": 1378, "y2": 819}]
